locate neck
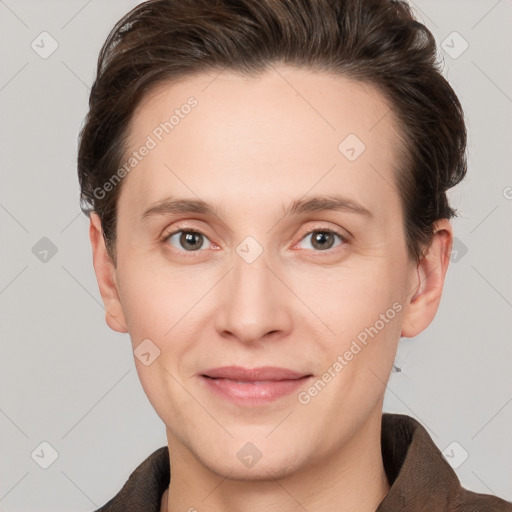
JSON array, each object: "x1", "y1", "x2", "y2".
[{"x1": 163, "y1": 407, "x2": 390, "y2": 512}]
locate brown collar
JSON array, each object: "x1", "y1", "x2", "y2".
[{"x1": 377, "y1": 413, "x2": 512, "y2": 511}]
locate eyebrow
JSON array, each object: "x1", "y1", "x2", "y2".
[{"x1": 140, "y1": 194, "x2": 372, "y2": 222}]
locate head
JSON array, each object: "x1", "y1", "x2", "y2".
[{"x1": 79, "y1": 0, "x2": 466, "y2": 480}]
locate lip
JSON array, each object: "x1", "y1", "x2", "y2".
[
  {"x1": 201, "y1": 366, "x2": 309, "y2": 381},
  {"x1": 199, "y1": 366, "x2": 313, "y2": 406}
]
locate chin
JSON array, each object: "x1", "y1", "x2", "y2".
[
  {"x1": 205, "y1": 455, "x2": 304, "y2": 482},
  {"x1": 227, "y1": 437, "x2": 309, "y2": 477}
]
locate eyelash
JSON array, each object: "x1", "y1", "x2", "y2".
[{"x1": 161, "y1": 225, "x2": 347, "y2": 256}]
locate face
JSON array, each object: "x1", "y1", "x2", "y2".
[{"x1": 91, "y1": 65, "x2": 450, "y2": 480}]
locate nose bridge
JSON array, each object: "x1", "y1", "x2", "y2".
[{"x1": 215, "y1": 238, "x2": 290, "y2": 342}]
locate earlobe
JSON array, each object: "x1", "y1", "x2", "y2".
[
  {"x1": 400, "y1": 220, "x2": 453, "y2": 338},
  {"x1": 89, "y1": 213, "x2": 128, "y2": 333}
]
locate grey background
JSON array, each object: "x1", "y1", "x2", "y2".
[{"x1": 0, "y1": 0, "x2": 511, "y2": 510}]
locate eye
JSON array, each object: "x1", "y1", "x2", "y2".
[
  {"x1": 296, "y1": 228, "x2": 345, "y2": 251},
  {"x1": 162, "y1": 226, "x2": 346, "y2": 254},
  {"x1": 164, "y1": 229, "x2": 212, "y2": 252}
]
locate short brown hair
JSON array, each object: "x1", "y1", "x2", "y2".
[{"x1": 77, "y1": 0, "x2": 467, "y2": 263}]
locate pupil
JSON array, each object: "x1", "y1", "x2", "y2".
[
  {"x1": 313, "y1": 232, "x2": 333, "y2": 250},
  {"x1": 182, "y1": 232, "x2": 202, "y2": 250}
]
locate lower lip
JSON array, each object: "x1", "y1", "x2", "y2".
[{"x1": 200, "y1": 375, "x2": 312, "y2": 406}]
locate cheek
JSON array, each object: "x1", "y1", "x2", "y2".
[
  {"x1": 133, "y1": 360, "x2": 190, "y2": 430},
  {"x1": 115, "y1": 257, "x2": 196, "y2": 340},
  {"x1": 115, "y1": 261, "x2": 209, "y2": 398},
  {"x1": 294, "y1": 258, "x2": 405, "y2": 387},
  {"x1": 296, "y1": 259, "x2": 404, "y2": 327}
]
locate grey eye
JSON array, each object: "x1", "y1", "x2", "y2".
[
  {"x1": 167, "y1": 230, "x2": 210, "y2": 251},
  {"x1": 297, "y1": 230, "x2": 344, "y2": 251}
]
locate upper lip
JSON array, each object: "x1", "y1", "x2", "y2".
[{"x1": 201, "y1": 366, "x2": 311, "y2": 381}]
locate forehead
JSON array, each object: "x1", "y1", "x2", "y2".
[{"x1": 121, "y1": 66, "x2": 404, "y2": 219}]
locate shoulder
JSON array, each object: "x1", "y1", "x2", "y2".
[
  {"x1": 380, "y1": 414, "x2": 512, "y2": 511},
  {"x1": 451, "y1": 487, "x2": 512, "y2": 512}
]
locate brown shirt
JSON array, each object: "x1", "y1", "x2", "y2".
[{"x1": 94, "y1": 413, "x2": 512, "y2": 511}]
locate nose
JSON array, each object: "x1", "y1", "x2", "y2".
[{"x1": 214, "y1": 245, "x2": 292, "y2": 345}]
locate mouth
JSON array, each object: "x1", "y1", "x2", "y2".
[{"x1": 199, "y1": 366, "x2": 313, "y2": 405}]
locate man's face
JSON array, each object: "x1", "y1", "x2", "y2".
[{"x1": 102, "y1": 66, "x2": 420, "y2": 478}]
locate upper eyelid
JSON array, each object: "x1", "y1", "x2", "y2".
[
  {"x1": 163, "y1": 224, "x2": 345, "y2": 238},
  {"x1": 301, "y1": 226, "x2": 345, "y2": 238},
  {"x1": 163, "y1": 227, "x2": 212, "y2": 245}
]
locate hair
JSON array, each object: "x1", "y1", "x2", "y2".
[{"x1": 77, "y1": 0, "x2": 467, "y2": 263}]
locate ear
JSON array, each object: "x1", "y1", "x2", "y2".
[
  {"x1": 89, "y1": 213, "x2": 128, "y2": 333},
  {"x1": 401, "y1": 219, "x2": 453, "y2": 338}
]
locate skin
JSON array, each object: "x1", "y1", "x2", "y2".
[{"x1": 89, "y1": 65, "x2": 452, "y2": 512}]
